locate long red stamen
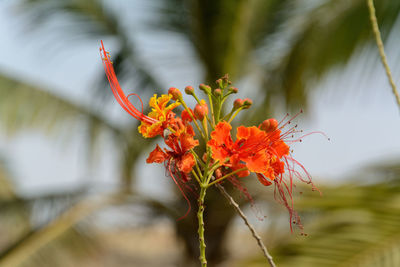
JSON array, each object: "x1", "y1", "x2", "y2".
[
  {"x1": 278, "y1": 110, "x2": 303, "y2": 130},
  {"x1": 168, "y1": 162, "x2": 191, "y2": 221},
  {"x1": 99, "y1": 40, "x2": 157, "y2": 124},
  {"x1": 286, "y1": 131, "x2": 330, "y2": 143}
]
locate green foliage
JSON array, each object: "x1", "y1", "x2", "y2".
[
  {"x1": 0, "y1": 73, "x2": 121, "y2": 137},
  {"x1": 244, "y1": 163, "x2": 400, "y2": 267}
]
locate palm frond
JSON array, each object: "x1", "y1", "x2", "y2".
[
  {"x1": 243, "y1": 162, "x2": 400, "y2": 267},
  {"x1": 260, "y1": 0, "x2": 400, "y2": 110},
  {"x1": 19, "y1": 0, "x2": 162, "y2": 100},
  {"x1": 0, "y1": 72, "x2": 124, "y2": 142}
]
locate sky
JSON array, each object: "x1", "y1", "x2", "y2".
[{"x1": 0, "y1": 0, "x2": 399, "y2": 198}]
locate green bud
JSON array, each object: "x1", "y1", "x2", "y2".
[
  {"x1": 243, "y1": 98, "x2": 253, "y2": 109},
  {"x1": 199, "y1": 84, "x2": 211, "y2": 94},
  {"x1": 233, "y1": 99, "x2": 244, "y2": 109},
  {"x1": 185, "y1": 86, "x2": 195, "y2": 95},
  {"x1": 214, "y1": 88, "x2": 222, "y2": 97},
  {"x1": 229, "y1": 87, "x2": 238, "y2": 94}
]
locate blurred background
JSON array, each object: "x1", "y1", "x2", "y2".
[{"x1": 0, "y1": 0, "x2": 400, "y2": 266}]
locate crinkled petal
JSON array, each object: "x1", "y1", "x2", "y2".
[
  {"x1": 181, "y1": 108, "x2": 194, "y2": 124},
  {"x1": 180, "y1": 133, "x2": 199, "y2": 151},
  {"x1": 139, "y1": 121, "x2": 163, "y2": 138},
  {"x1": 177, "y1": 153, "x2": 195, "y2": 173},
  {"x1": 272, "y1": 140, "x2": 290, "y2": 158},
  {"x1": 207, "y1": 139, "x2": 230, "y2": 162},
  {"x1": 210, "y1": 121, "x2": 233, "y2": 146},
  {"x1": 236, "y1": 126, "x2": 250, "y2": 140},
  {"x1": 146, "y1": 145, "x2": 169, "y2": 163},
  {"x1": 244, "y1": 151, "x2": 269, "y2": 173}
]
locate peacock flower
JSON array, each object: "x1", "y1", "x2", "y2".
[
  {"x1": 138, "y1": 94, "x2": 181, "y2": 138},
  {"x1": 99, "y1": 43, "x2": 322, "y2": 237},
  {"x1": 146, "y1": 126, "x2": 199, "y2": 181},
  {"x1": 207, "y1": 121, "x2": 290, "y2": 185}
]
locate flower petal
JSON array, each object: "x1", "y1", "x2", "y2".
[
  {"x1": 146, "y1": 145, "x2": 169, "y2": 163},
  {"x1": 256, "y1": 173, "x2": 273, "y2": 186},
  {"x1": 180, "y1": 133, "x2": 199, "y2": 151},
  {"x1": 177, "y1": 153, "x2": 195, "y2": 173},
  {"x1": 210, "y1": 121, "x2": 233, "y2": 146},
  {"x1": 244, "y1": 151, "x2": 269, "y2": 173}
]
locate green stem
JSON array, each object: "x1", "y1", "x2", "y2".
[
  {"x1": 197, "y1": 185, "x2": 207, "y2": 266},
  {"x1": 202, "y1": 118, "x2": 209, "y2": 142},
  {"x1": 208, "y1": 95, "x2": 215, "y2": 127},
  {"x1": 227, "y1": 107, "x2": 244, "y2": 124},
  {"x1": 191, "y1": 149, "x2": 205, "y2": 168},
  {"x1": 192, "y1": 93, "x2": 202, "y2": 105},
  {"x1": 191, "y1": 170, "x2": 202, "y2": 185},
  {"x1": 222, "y1": 107, "x2": 235, "y2": 121},
  {"x1": 206, "y1": 163, "x2": 222, "y2": 184},
  {"x1": 216, "y1": 97, "x2": 222, "y2": 122},
  {"x1": 207, "y1": 167, "x2": 248, "y2": 188},
  {"x1": 179, "y1": 98, "x2": 206, "y2": 140}
]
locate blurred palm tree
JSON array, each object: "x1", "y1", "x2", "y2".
[
  {"x1": 243, "y1": 162, "x2": 400, "y2": 267},
  {"x1": 0, "y1": 149, "x2": 99, "y2": 267},
  {"x1": 1, "y1": 0, "x2": 400, "y2": 266}
]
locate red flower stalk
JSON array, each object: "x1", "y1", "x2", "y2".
[{"x1": 99, "y1": 40, "x2": 157, "y2": 124}]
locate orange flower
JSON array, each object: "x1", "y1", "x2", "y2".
[
  {"x1": 146, "y1": 126, "x2": 199, "y2": 179},
  {"x1": 181, "y1": 108, "x2": 194, "y2": 124},
  {"x1": 138, "y1": 94, "x2": 181, "y2": 138},
  {"x1": 207, "y1": 121, "x2": 290, "y2": 184}
]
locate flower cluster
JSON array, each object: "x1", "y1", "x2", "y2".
[{"x1": 100, "y1": 41, "x2": 318, "y2": 229}]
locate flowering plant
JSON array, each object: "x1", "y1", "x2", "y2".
[{"x1": 100, "y1": 41, "x2": 320, "y2": 266}]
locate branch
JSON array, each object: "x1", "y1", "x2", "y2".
[
  {"x1": 367, "y1": 0, "x2": 400, "y2": 109},
  {"x1": 215, "y1": 183, "x2": 276, "y2": 267}
]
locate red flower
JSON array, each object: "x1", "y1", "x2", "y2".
[
  {"x1": 207, "y1": 121, "x2": 289, "y2": 183},
  {"x1": 138, "y1": 94, "x2": 181, "y2": 138},
  {"x1": 147, "y1": 125, "x2": 199, "y2": 180}
]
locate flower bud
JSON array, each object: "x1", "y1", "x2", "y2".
[
  {"x1": 215, "y1": 168, "x2": 223, "y2": 179},
  {"x1": 185, "y1": 86, "x2": 195, "y2": 95},
  {"x1": 214, "y1": 88, "x2": 222, "y2": 97},
  {"x1": 229, "y1": 87, "x2": 238, "y2": 93},
  {"x1": 199, "y1": 84, "x2": 211, "y2": 94},
  {"x1": 260, "y1": 118, "x2": 278, "y2": 132},
  {"x1": 202, "y1": 153, "x2": 207, "y2": 163},
  {"x1": 222, "y1": 74, "x2": 230, "y2": 84},
  {"x1": 168, "y1": 87, "x2": 182, "y2": 100},
  {"x1": 194, "y1": 100, "x2": 209, "y2": 120},
  {"x1": 233, "y1": 98, "x2": 244, "y2": 109},
  {"x1": 216, "y1": 78, "x2": 223, "y2": 88},
  {"x1": 242, "y1": 98, "x2": 253, "y2": 109}
]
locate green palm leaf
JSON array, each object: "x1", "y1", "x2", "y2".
[{"x1": 244, "y1": 163, "x2": 400, "y2": 267}]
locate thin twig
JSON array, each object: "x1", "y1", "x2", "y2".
[
  {"x1": 216, "y1": 183, "x2": 276, "y2": 267},
  {"x1": 367, "y1": 0, "x2": 400, "y2": 109}
]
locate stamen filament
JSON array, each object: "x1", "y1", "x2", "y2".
[{"x1": 100, "y1": 40, "x2": 157, "y2": 124}]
